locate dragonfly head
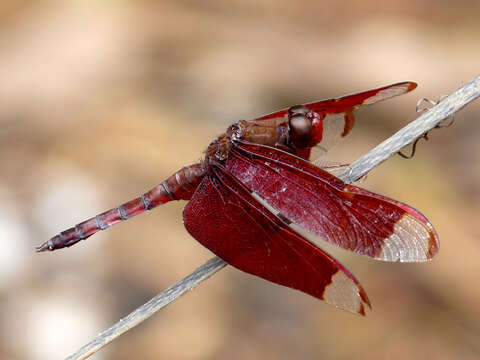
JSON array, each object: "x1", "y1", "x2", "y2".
[{"x1": 287, "y1": 105, "x2": 324, "y2": 149}]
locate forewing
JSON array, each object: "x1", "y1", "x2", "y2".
[
  {"x1": 253, "y1": 82, "x2": 417, "y2": 159},
  {"x1": 183, "y1": 167, "x2": 370, "y2": 314},
  {"x1": 227, "y1": 142, "x2": 439, "y2": 262}
]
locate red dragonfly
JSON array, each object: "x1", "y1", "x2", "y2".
[{"x1": 37, "y1": 82, "x2": 439, "y2": 315}]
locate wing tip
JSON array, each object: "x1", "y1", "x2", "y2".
[
  {"x1": 396, "y1": 81, "x2": 418, "y2": 93},
  {"x1": 426, "y1": 227, "x2": 440, "y2": 260},
  {"x1": 399, "y1": 202, "x2": 440, "y2": 261},
  {"x1": 323, "y1": 270, "x2": 372, "y2": 315},
  {"x1": 362, "y1": 81, "x2": 418, "y2": 105},
  {"x1": 358, "y1": 303, "x2": 367, "y2": 316},
  {"x1": 357, "y1": 284, "x2": 372, "y2": 316},
  {"x1": 406, "y1": 81, "x2": 418, "y2": 92},
  {"x1": 377, "y1": 213, "x2": 440, "y2": 263},
  {"x1": 359, "y1": 285, "x2": 372, "y2": 309}
]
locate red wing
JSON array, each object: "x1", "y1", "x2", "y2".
[
  {"x1": 254, "y1": 82, "x2": 417, "y2": 121},
  {"x1": 226, "y1": 141, "x2": 439, "y2": 262},
  {"x1": 183, "y1": 166, "x2": 371, "y2": 315},
  {"x1": 253, "y1": 82, "x2": 417, "y2": 158}
]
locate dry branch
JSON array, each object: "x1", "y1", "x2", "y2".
[{"x1": 66, "y1": 75, "x2": 480, "y2": 360}]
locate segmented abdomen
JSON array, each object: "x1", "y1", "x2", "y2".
[{"x1": 37, "y1": 163, "x2": 206, "y2": 252}]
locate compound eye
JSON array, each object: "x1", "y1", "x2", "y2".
[
  {"x1": 288, "y1": 105, "x2": 310, "y2": 117},
  {"x1": 289, "y1": 113, "x2": 312, "y2": 148}
]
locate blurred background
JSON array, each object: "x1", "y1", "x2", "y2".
[{"x1": 0, "y1": 1, "x2": 479, "y2": 359}]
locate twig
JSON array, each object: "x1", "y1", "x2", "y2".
[
  {"x1": 66, "y1": 75, "x2": 480, "y2": 360},
  {"x1": 342, "y1": 76, "x2": 479, "y2": 183},
  {"x1": 65, "y1": 257, "x2": 227, "y2": 360}
]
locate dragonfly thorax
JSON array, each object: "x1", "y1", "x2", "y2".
[
  {"x1": 205, "y1": 123, "x2": 241, "y2": 162},
  {"x1": 206, "y1": 109, "x2": 326, "y2": 164}
]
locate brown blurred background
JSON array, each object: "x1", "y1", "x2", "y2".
[{"x1": 0, "y1": 1, "x2": 479, "y2": 359}]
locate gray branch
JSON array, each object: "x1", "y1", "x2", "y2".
[
  {"x1": 66, "y1": 75, "x2": 480, "y2": 360},
  {"x1": 342, "y1": 76, "x2": 480, "y2": 183},
  {"x1": 65, "y1": 257, "x2": 227, "y2": 360}
]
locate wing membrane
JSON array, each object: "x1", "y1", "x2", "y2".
[
  {"x1": 183, "y1": 167, "x2": 370, "y2": 314},
  {"x1": 252, "y1": 82, "x2": 417, "y2": 158},
  {"x1": 227, "y1": 141, "x2": 438, "y2": 262}
]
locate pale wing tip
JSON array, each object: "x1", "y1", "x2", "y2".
[
  {"x1": 323, "y1": 271, "x2": 371, "y2": 315},
  {"x1": 388, "y1": 81, "x2": 418, "y2": 93},
  {"x1": 378, "y1": 213, "x2": 440, "y2": 263},
  {"x1": 401, "y1": 81, "x2": 418, "y2": 92},
  {"x1": 363, "y1": 81, "x2": 418, "y2": 105}
]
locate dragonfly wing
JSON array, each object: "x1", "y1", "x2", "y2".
[
  {"x1": 253, "y1": 82, "x2": 417, "y2": 159},
  {"x1": 183, "y1": 167, "x2": 370, "y2": 315},
  {"x1": 227, "y1": 141, "x2": 439, "y2": 262}
]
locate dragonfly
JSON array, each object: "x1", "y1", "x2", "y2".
[{"x1": 37, "y1": 81, "x2": 439, "y2": 315}]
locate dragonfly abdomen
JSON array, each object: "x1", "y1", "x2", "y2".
[{"x1": 37, "y1": 163, "x2": 206, "y2": 252}]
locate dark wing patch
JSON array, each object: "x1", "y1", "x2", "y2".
[
  {"x1": 183, "y1": 167, "x2": 370, "y2": 314},
  {"x1": 226, "y1": 141, "x2": 438, "y2": 262}
]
